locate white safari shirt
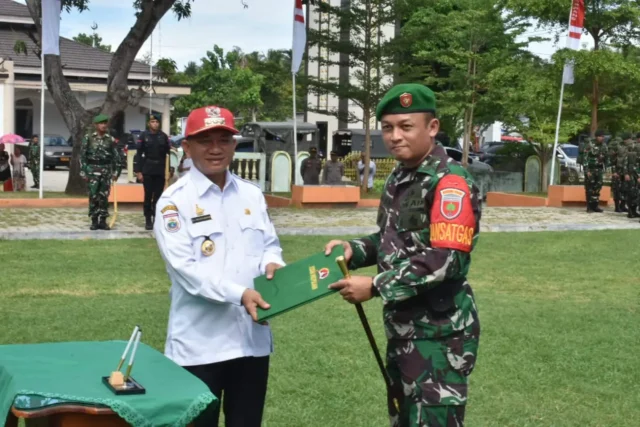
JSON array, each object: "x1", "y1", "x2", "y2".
[{"x1": 154, "y1": 166, "x2": 285, "y2": 367}]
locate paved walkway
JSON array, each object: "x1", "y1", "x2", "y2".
[{"x1": 1, "y1": 205, "x2": 640, "y2": 240}]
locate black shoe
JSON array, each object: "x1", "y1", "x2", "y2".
[
  {"x1": 627, "y1": 206, "x2": 636, "y2": 218},
  {"x1": 90, "y1": 217, "x2": 99, "y2": 230},
  {"x1": 586, "y1": 202, "x2": 593, "y2": 213},
  {"x1": 620, "y1": 201, "x2": 628, "y2": 212},
  {"x1": 145, "y1": 216, "x2": 153, "y2": 230},
  {"x1": 614, "y1": 200, "x2": 621, "y2": 213},
  {"x1": 593, "y1": 203, "x2": 603, "y2": 213},
  {"x1": 98, "y1": 217, "x2": 110, "y2": 230}
]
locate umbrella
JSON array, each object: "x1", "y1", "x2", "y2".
[{"x1": 0, "y1": 134, "x2": 26, "y2": 144}]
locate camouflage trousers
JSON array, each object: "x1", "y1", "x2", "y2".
[
  {"x1": 611, "y1": 174, "x2": 622, "y2": 202},
  {"x1": 29, "y1": 161, "x2": 40, "y2": 186},
  {"x1": 87, "y1": 172, "x2": 112, "y2": 218},
  {"x1": 386, "y1": 333, "x2": 479, "y2": 427},
  {"x1": 623, "y1": 174, "x2": 638, "y2": 207},
  {"x1": 583, "y1": 169, "x2": 603, "y2": 204}
]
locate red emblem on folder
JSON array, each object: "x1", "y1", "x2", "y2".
[{"x1": 318, "y1": 268, "x2": 330, "y2": 280}]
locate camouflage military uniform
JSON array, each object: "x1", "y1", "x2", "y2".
[
  {"x1": 348, "y1": 144, "x2": 481, "y2": 427},
  {"x1": 607, "y1": 138, "x2": 624, "y2": 212},
  {"x1": 582, "y1": 138, "x2": 608, "y2": 212},
  {"x1": 625, "y1": 140, "x2": 640, "y2": 218},
  {"x1": 79, "y1": 130, "x2": 122, "y2": 225},
  {"x1": 27, "y1": 139, "x2": 40, "y2": 188}
]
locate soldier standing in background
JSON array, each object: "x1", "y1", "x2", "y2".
[
  {"x1": 134, "y1": 113, "x2": 171, "y2": 230},
  {"x1": 625, "y1": 133, "x2": 640, "y2": 218},
  {"x1": 607, "y1": 135, "x2": 624, "y2": 212},
  {"x1": 300, "y1": 146, "x2": 322, "y2": 185},
  {"x1": 582, "y1": 130, "x2": 608, "y2": 213},
  {"x1": 325, "y1": 84, "x2": 481, "y2": 427},
  {"x1": 80, "y1": 114, "x2": 122, "y2": 230},
  {"x1": 27, "y1": 135, "x2": 40, "y2": 189}
]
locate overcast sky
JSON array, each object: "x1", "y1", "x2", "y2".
[{"x1": 16, "y1": 0, "x2": 591, "y2": 71}]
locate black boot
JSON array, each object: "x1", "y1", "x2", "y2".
[
  {"x1": 586, "y1": 201, "x2": 593, "y2": 213},
  {"x1": 620, "y1": 201, "x2": 628, "y2": 212},
  {"x1": 145, "y1": 216, "x2": 153, "y2": 230},
  {"x1": 592, "y1": 202, "x2": 603, "y2": 213},
  {"x1": 98, "y1": 217, "x2": 110, "y2": 230},
  {"x1": 627, "y1": 205, "x2": 637, "y2": 218},
  {"x1": 90, "y1": 216, "x2": 99, "y2": 230},
  {"x1": 614, "y1": 200, "x2": 621, "y2": 213}
]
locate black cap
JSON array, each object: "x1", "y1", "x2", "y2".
[
  {"x1": 309, "y1": 146, "x2": 317, "y2": 152},
  {"x1": 595, "y1": 130, "x2": 605, "y2": 137},
  {"x1": 330, "y1": 150, "x2": 338, "y2": 155},
  {"x1": 621, "y1": 132, "x2": 632, "y2": 140},
  {"x1": 147, "y1": 113, "x2": 161, "y2": 121}
]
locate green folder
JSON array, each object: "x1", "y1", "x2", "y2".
[{"x1": 255, "y1": 245, "x2": 346, "y2": 321}]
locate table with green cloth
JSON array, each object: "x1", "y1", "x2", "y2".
[{"x1": 0, "y1": 340, "x2": 217, "y2": 427}]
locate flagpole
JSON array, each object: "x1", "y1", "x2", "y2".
[
  {"x1": 549, "y1": 3, "x2": 577, "y2": 187},
  {"x1": 292, "y1": 72, "x2": 298, "y2": 186},
  {"x1": 39, "y1": 40, "x2": 45, "y2": 199}
]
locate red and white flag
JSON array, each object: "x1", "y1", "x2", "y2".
[
  {"x1": 291, "y1": 0, "x2": 306, "y2": 73},
  {"x1": 42, "y1": 0, "x2": 62, "y2": 56},
  {"x1": 562, "y1": 0, "x2": 585, "y2": 84}
]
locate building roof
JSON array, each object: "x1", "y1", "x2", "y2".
[
  {"x1": 0, "y1": 0, "x2": 31, "y2": 18},
  {"x1": 0, "y1": 0, "x2": 154, "y2": 75}
]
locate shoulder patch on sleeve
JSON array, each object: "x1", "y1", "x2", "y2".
[{"x1": 429, "y1": 173, "x2": 475, "y2": 252}]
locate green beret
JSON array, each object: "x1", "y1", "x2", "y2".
[
  {"x1": 621, "y1": 132, "x2": 632, "y2": 140},
  {"x1": 376, "y1": 83, "x2": 436, "y2": 121},
  {"x1": 93, "y1": 114, "x2": 109, "y2": 124}
]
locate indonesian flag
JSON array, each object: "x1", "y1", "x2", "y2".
[
  {"x1": 562, "y1": 0, "x2": 584, "y2": 85},
  {"x1": 291, "y1": 0, "x2": 306, "y2": 73},
  {"x1": 42, "y1": 0, "x2": 62, "y2": 56}
]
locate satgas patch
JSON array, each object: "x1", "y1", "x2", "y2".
[
  {"x1": 163, "y1": 212, "x2": 181, "y2": 233},
  {"x1": 429, "y1": 174, "x2": 475, "y2": 252}
]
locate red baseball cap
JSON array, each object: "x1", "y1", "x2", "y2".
[{"x1": 184, "y1": 106, "x2": 239, "y2": 138}]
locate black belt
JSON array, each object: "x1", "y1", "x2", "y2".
[{"x1": 144, "y1": 159, "x2": 163, "y2": 164}]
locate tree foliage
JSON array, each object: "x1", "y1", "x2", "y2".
[
  {"x1": 170, "y1": 46, "x2": 298, "y2": 126},
  {"x1": 73, "y1": 32, "x2": 111, "y2": 52}
]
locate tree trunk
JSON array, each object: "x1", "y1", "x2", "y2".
[
  {"x1": 25, "y1": 0, "x2": 177, "y2": 195},
  {"x1": 590, "y1": 76, "x2": 599, "y2": 137},
  {"x1": 590, "y1": 35, "x2": 600, "y2": 137}
]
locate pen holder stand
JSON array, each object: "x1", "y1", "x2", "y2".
[{"x1": 102, "y1": 375, "x2": 146, "y2": 395}]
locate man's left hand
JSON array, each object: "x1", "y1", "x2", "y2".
[
  {"x1": 329, "y1": 276, "x2": 374, "y2": 304},
  {"x1": 265, "y1": 263, "x2": 283, "y2": 280}
]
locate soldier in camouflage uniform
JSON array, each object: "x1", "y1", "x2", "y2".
[
  {"x1": 80, "y1": 114, "x2": 122, "y2": 230},
  {"x1": 618, "y1": 133, "x2": 638, "y2": 218},
  {"x1": 582, "y1": 130, "x2": 608, "y2": 213},
  {"x1": 624, "y1": 133, "x2": 640, "y2": 218},
  {"x1": 607, "y1": 135, "x2": 624, "y2": 212},
  {"x1": 27, "y1": 135, "x2": 40, "y2": 189},
  {"x1": 326, "y1": 84, "x2": 480, "y2": 427}
]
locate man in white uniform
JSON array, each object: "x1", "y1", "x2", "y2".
[{"x1": 154, "y1": 105, "x2": 285, "y2": 427}]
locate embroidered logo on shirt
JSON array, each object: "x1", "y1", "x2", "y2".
[{"x1": 163, "y1": 213, "x2": 180, "y2": 233}]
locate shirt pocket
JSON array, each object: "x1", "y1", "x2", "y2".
[
  {"x1": 238, "y1": 214, "x2": 266, "y2": 257},
  {"x1": 187, "y1": 220, "x2": 223, "y2": 257}
]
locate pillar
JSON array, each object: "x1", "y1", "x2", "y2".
[{"x1": 0, "y1": 60, "x2": 15, "y2": 135}]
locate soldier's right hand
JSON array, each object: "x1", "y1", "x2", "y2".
[
  {"x1": 241, "y1": 289, "x2": 270, "y2": 323},
  {"x1": 136, "y1": 172, "x2": 143, "y2": 183},
  {"x1": 324, "y1": 240, "x2": 353, "y2": 262}
]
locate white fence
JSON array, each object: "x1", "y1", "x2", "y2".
[{"x1": 231, "y1": 152, "x2": 267, "y2": 191}]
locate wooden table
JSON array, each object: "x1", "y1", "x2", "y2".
[{"x1": 6, "y1": 403, "x2": 195, "y2": 426}]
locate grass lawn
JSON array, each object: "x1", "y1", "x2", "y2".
[
  {"x1": 0, "y1": 191, "x2": 86, "y2": 199},
  {"x1": 1, "y1": 232, "x2": 639, "y2": 426}
]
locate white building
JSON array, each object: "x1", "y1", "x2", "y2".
[
  {"x1": 304, "y1": 0, "x2": 396, "y2": 156},
  {"x1": 0, "y1": 0, "x2": 189, "y2": 140}
]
